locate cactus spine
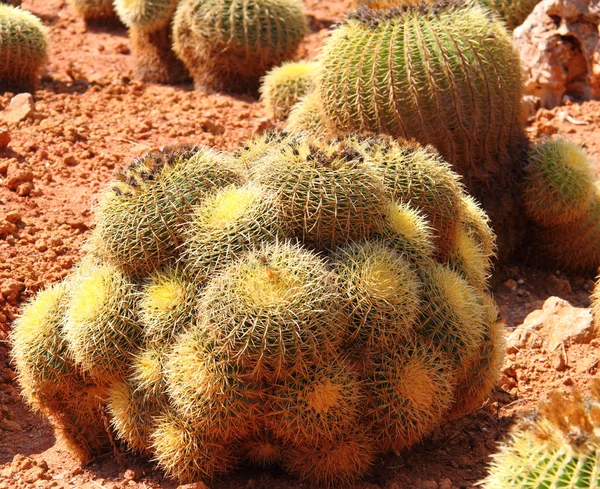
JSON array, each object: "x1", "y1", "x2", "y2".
[
  {"x1": 172, "y1": 0, "x2": 307, "y2": 92},
  {"x1": 68, "y1": 0, "x2": 116, "y2": 21},
  {"x1": 317, "y1": 0, "x2": 526, "y2": 259},
  {"x1": 0, "y1": 4, "x2": 48, "y2": 92},
  {"x1": 260, "y1": 61, "x2": 319, "y2": 120},
  {"x1": 285, "y1": 90, "x2": 336, "y2": 138},
  {"x1": 477, "y1": 0, "x2": 541, "y2": 30}
]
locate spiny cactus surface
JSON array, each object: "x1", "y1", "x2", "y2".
[
  {"x1": 12, "y1": 135, "x2": 503, "y2": 486},
  {"x1": 0, "y1": 4, "x2": 48, "y2": 92},
  {"x1": 68, "y1": 0, "x2": 116, "y2": 21}
]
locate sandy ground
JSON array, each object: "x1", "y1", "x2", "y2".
[{"x1": 1, "y1": 1, "x2": 600, "y2": 488}]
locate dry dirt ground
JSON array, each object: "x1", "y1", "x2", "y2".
[{"x1": 0, "y1": 1, "x2": 599, "y2": 488}]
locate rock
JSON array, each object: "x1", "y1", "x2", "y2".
[
  {"x1": 504, "y1": 279, "x2": 518, "y2": 291},
  {"x1": 17, "y1": 181, "x2": 35, "y2": 197},
  {"x1": 0, "y1": 220, "x2": 17, "y2": 237},
  {"x1": 552, "y1": 351, "x2": 567, "y2": 371},
  {"x1": 0, "y1": 127, "x2": 9, "y2": 149},
  {"x1": 546, "y1": 274, "x2": 572, "y2": 297},
  {"x1": 1, "y1": 279, "x2": 24, "y2": 305},
  {"x1": 514, "y1": 0, "x2": 600, "y2": 109},
  {"x1": 542, "y1": 296, "x2": 595, "y2": 350},
  {"x1": 6, "y1": 166, "x2": 34, "y2": 191},
  {"x1": 438, "y1": 479, "x2": 453, "y2": 489},
  {"x1": 506, "y1": 308, "x2": 545, "y2": 352},
  {"x1": 176, "y1": 483, "x2": 210, "y2": 489},
  {"x1": 0, "y1": 418, "x2": 21, "y2": 431},
  {"x1": 122, "y1": 469, "x2": 137, "y2": 481},
  {"x1": 5, "y1": 211, "x2": 21, "y2": 223},
  {"x1": 22, "y1": 466, "x2": 48, "y2": 484},
  {"x1": 420, "y1": 481, "x2": 438, "y2": 489},
  {"x1": 2, "y1": 93, "x2": 35, "y2": 125}
]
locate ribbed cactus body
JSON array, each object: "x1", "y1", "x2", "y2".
[
  {"x1": 172, "y1": 0, "x2": 306, "y2": 92},
  {"x1": 285, "y1": 91, "x2": 334, "y2": 138},
  {"x1": 94, "y1": 145, "x2": 243, "y2": 276},
  {"x1": 68, "y1": 0, "x2": 116, "y2": 21},
  {"x1": 0, "y1": 4, "x2": 48, "y2": 92},
  {"x1": 478, "y1": 0, "x2": 541, "y2": 30},
  {"x1": 318, "y1": 1, "x2": 525, "y2": 258},
  {"x1": 114, "y1": 0, "x2": 178, "y2": 30},
  {"x1": 481, "y1": 383, "x2": 600, "y2": 489},
  {"x1": 446, "y1": 225, "x2": 492, "y2": 290},
  {"x1": 260, "y1": 61, "x2": 319, "y2": 120}
]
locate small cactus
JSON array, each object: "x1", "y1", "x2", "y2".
[
  {"x1": 0, "y1": 4, "x2": 48, "y2": 92},
  {"x1": 114, "y1": 0, "x2": 189, "y2": 84},
  {"x1": 481, "y1": 382, "x2": 600, "y2": 488},
  {"x1": 172, "y1": 0, "x2": 307, "y2": 93},
  {"x1": 477, "y1": 0, "x2": 541, "y2": 30},
  {"x1": 68, "y1": 0, "x2": 117, "y2": 22},
  {"x1": 260, "y1": 60, "x2": 319, "y2": 120},
  {"x1": 285, "y1": 90, "x2": 335, "y2": 138}
]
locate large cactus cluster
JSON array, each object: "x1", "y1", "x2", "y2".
[
  {"x1": 12, "y1": 135, "x2": 505, "y2": 485},
  {"x1": 521, "y1": 138, "x2": 600, "y2": 272},
  {"x1": 0, "y1": 3, "x2": 48, "y2": 92},
  {"x1": 481, "y1": 381, "x2": 600, "y2": 488}
]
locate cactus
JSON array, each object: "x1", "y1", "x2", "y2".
[
  {"x1": 285, "y1": 91, "x2": 336, "y2": 138},
  {"x1": 243, "y1": 437, "x2": 283, "y2": 467},
  {"x1": 252, "y1": 137, "x2": 388, "y2": 249},
  {"x1": 446, "y1": 225, "x2": 492, "y2": 290},
  {"x1": 317, "y1": 0, "x2": 526, "y2": 259},
  {"x1": 151, "y1": 409, "x2": 237, "y2": 483},
  {"x1": 477, "y1": 0, "x2": 541, "y2": 30},
  {"x1": 139, "y1": 267, "x2": 198, "y2": 344},
  {"x1": 267, "y1": 358, "x2": 364, "y2": 445},
  {"x1": 94, "y1": 145, "x2": 243, "y2": 276},
  {"x1": 460, "y1": 194, "x2": 497, "y2": 259},
  {"x1": 260, "y1": 61, "x2": 319, "y2": 120},
  {"x1": 333, "y1": 241, "x2": 422, "y2": 351},
  {"x1": 68, "y1": 0, "x2": 117, "y2": 21},
  {"x1": 197, "y1": 241, "x2": 349, "y2": 380},
  {"x1": 181, "y1": 184, "x2": 286, "y2": 283},
  {"x1": 419, "y1": 263, "x2": 486, "y2": 364},
  {"x1": 523, "y1": 138, "x2": 596, "y2": 228},
  {"x1": 0, "y1": 4, "x2": 48, "y2": 92},
  {"x1": 114, "y1": 0, "x2": 189, "y2": 84},
  {"x1": 481, "y1": 382, "x2": 600, "y2": 488},
  {"x1": 365, "y1": 337, "x2": 455, "y2": 453},
  {"x1": 172, "y1": 0, "x2": 307, "y2": 93},
  {"x1": 283, "y1": 428, "x2": 376, "y2": 486},
  {"x1": 64, "y1": 262, "x2": 141, "y2": 384}
]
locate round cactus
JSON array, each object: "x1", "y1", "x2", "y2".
[
  {"x1": 477, "y1": 0, "x2": 541, "y2": 30},
  {"x1": 68, "y1": 0, "x2": 117, "y2": 21},
  {"x1": 0, "y1": 4, "x2": 48, "y2": 92},
  {"x1": 523, "y1": 138, "x2": 596, "y2": 228},
  {"x1": 172, "y1": 0, "x2": 307, "y2": 93},
  {"x1": 285, "y1": 90, "x2": 336, "y2": 138},
  {"x1": 13, "y1": 134, "x2": 503, "y2": 486},
  {"x1": 113, "y1": 0, "x2": 177, "y2": 29},
  {"x1": 481, "y1": 382, "x2": 600, "y2": 488},
  {"x1": 93, "y1": 144, "x2": 243, "y2": 276},
  {"x1": 317, "y1": 0, "x2": 526, "y2": 259},
  {"x1": 260, "y1": 60, "x2": 319, "y2": 120}
]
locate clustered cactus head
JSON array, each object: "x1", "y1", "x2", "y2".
[
  {"x1": 481, "y1": 381, "x2": 600, "y2": 488},
  {"x1": 315, "y1": 0, "x2": 526, "y2": 259},
  {"x1": 0, "y1": 4, "x2": 48, "y2": 93},
  {"x1": 113, "y1": 0, "x2": 189, "y2": 84},
  {"x1": 68, "y1": 0, "x2": 117, "y2": 22},
  {"x1": 285, "y1": 90, "x2": 335, "y2": 139},
  {"x1": 477, "y1": 0, "x2": 541, "y2": 30},
  {"x1": 172, "y1": 0, "x2": 307, "y2": 93},
  {"x1": 12, "y1": 134, "x2": 504, "y2": 486},
  {"x1": 260, "y1": 60, "x2": 319, "y2": 120},
  {"x1": 522, "y1": 138, "x2": 600, "y2": 272}
]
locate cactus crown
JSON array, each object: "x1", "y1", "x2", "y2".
[
  {"x1": 347, "y1": 0, "x2": 468, "y2": 23},
  {"x1": 114, "y1": 0, "x2": 179, "y2": 30}
]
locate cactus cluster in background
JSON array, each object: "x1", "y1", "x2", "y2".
[
  {"x1": 0, "y1": 4, "x2": 48, "y2": 92},
  {"x1": 12, "y1": 134, "x2": 503, "y2": 486},
  {"x1": 260, "y1": 61, "x2": 318, "y2": 120},
  {"x1": 477, "y1": 0, "x2": 540, "y2": 30},
  {"x1": 312, "y1": 0, "x2": 526, "y2": 260},
  {"x1": 68, "y1": 0, "x2": 117, "y2": 22},
  {"x1": 481, "y1": 381, "x2": 600, "y2": 488},
  {"x1": 172, "y1": 0, "x2": 307, "y2": 93},
  {"x1": 113, "y1": 0, "x2": 189, "y2": 84},
  {"x1": 521, "y1": 137, "x2": 600, "y2": 272}
]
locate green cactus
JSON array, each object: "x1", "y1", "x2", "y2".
[
  {"x1": 180, "y1": 183, "x2": 286, "y2": 283},
  {"x1": 151, "y1": 409, "x2": 237, "y2": 483},
  {"x1": 481, "y1": 382, "x2": 600, "y2": 488},
  {"x1": 139, "y1": 267, "x2": 198, "y2": 344},
  {"x1": 283, "y1": 427, "x2": 376, "y2": 486},
  {"x1": 68, "y1": 0, "x2": 117, "y2": 21},
  {"x1": 365, "y1": 336, "x2": 456, "y2": 453},
  {"x1": 267, "y1": 358, "x2": 364, "y2": 446},
  {"x1": 419, "y1": 263, "x2": 486, "y2": 364},
  {"x1": 317, "y1": 1, "x2": 526, "y2": 259},
  {"x1": 260, "y1": 61, "x2": 319, "y2": 120},
  {"x1": 198, "y1": 241, "x2": 349, "y2": 380},
  {"x1": 252, "y1": 137, "x2": 388, "y2": 249},
  {"x1": 523, "y1": 138, "x2": 596, "y2": 228},
  {"x1": 460, "y1": 194, "x2": 497, "y2": 259},
  {"x1": 446, "y1": 225, "x2": 493, "y2": 290},
  {"x1": 64, "y1": 262, "x2": 141, "y2": 384},
  {"x1": 0, "y1": 4, "x2": 48, "y2": 92},
  {"x1": 172, "y1": 0, "x2": 307, "y2": 93},
  {"x1": 94, "y1": 145, "x2": 243, "y2": 276},
  {"x1": 284, "y1": 90, "x2": 336, "y2": 138},
  {"x1": 477, "y1": 0, "x2": 541, "y2": 30},
  {"x1": 332, "y1": 241, "x2": 422, "y2": 351},
  {"x1": 114, "y1": 0, "x2": 189, "y2": 84}
]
